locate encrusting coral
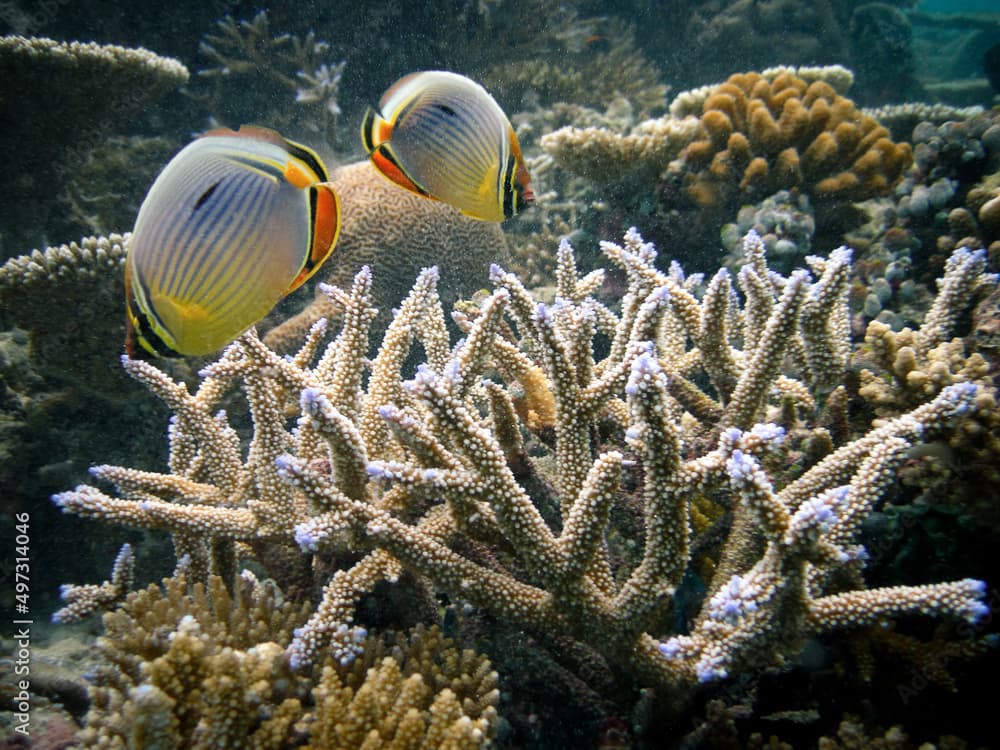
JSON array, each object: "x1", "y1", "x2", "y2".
[
  {"x1": 76, "y1": 572, "x2": 498, "y2": 748},
  {"x1": 51, "y1": 226, "x2": 994, "y2": 724}
]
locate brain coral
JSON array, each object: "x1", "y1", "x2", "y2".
[
  {"x1": 264, "y1": 161, "x2": 509, "y2": 351},
  {"x1": 673, "y1": 69, "x2": 912, "y2": 213}
]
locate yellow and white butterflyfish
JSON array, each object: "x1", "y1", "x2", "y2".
[
  {"x1": 124, "y1": 125, "x2": 340, "y2": 358},
  {"x1": 361, "y1": 70, "x2": 534, "y2": 222}
]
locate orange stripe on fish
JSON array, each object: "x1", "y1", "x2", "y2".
[{"x1": 370, "y1": 145, "x2": 431, "y2": 198}]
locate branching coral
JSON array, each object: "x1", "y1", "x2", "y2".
[
  {"x1": 52, "y1": 230, "x2": 991, "y2": 718},
  {"x1": 189, "y1": 11, "x2": 346, "y2": 144},
  {"x1": 77, "y1": 572, "x2": 498, "y2": 748},
  {"x1": 855, "y1": 247, "x2": 997, "y2": 417},
  {"x1": 52, "y1": 543, "x2": 134, "y2": 624}
]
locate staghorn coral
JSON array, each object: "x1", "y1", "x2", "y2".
[
  {"x1": 77, "y1": 571, "x2": 497, "y2": 749},
  {"x1": 670, "y1": 69, "x2": 912, "y2": 216},
  {"x1": 852, "y1": 248, "x2": 1000, "y2": 521},
  {"x1": 263, "y1": 161, "x2": 510, "y2": 352},
  {"x1": 854, "y1": 247, "x2": 996, "y2": 415},
  {"x1": 51, "y1": 543, "x2": 134, "y2": 624},
  {"x1": 51, "y1": 228, "x2": 992, "y2": 723},
  {"x1": 189, "y1": 11, "x2": 346, "y2": 145},
  {"x1": 0, "y1": 36, "x2": 188, "y2": 254}
]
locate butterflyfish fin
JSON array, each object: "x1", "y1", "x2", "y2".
[
  {"x1": 205, "y1": 125, "x2": 329, "y2": 183},
  {"x1": 284, "y1": 162, "x2": 315, "y2": 189}
]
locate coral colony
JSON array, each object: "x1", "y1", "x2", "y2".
[{"x1": 49, "y1": 226, "x2": 994, "y2": 742}]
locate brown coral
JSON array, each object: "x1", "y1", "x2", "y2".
[
  {"x1": 675, "y1": 70, "x2": 912, "y2": 212},
  {"x1": 79, "y1": 573, "x2": 499, "y2": 749}
]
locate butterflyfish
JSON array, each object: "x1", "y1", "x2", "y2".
[
  {"x1": 124, "y1": 125, "x2": 340, "y2": 358},
  {"x1": 361, "y1": 70, "x2": 534, "y2": 222}
]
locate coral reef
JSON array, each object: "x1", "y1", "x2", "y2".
[
  {"x1": 854, "y1": 246, "x2": 995, "y2": 418},
  {"x1": 0, "y1": 36, "x2": 188, "y2": 254},
  {"x1": 52, "y1": 543, "x2": 135, "y2": 624},
  {"x1": 540, "y1": 66, "x2": 913, "y2": 263},
  {"x1": 840, "y1": 108, "x2": 1000, "y2": 333},
  {"x1": 848, "y1": 2, "x2": 922, "y2": 104},
  {"x1": 862, "y1": 102, "x2": 986, "y2": 143},
  {"x1": 51, "y1": 229, "x2": 993, "y2": 735},
  {"x1": 477, "y1": 16, "x2": 668, "y2": 118},
  {"x1": 0, "y1": 234, "x2": 128, "y2": 384},
  {"x1": 6, "y1": 4, "x2": 1000, "y2": 744},
  {"x1": 540, "y1": 113, "x2": 701, "y2": 187},
  {"x1": 637, "y1": 1, "x2": 855, "y2": 91},
  {"x1": 62, "y1": 135, "x2": 179, "y2": 239},
  {"x1": 720, "y1": 190, "x2": 817, "y2": 271}
]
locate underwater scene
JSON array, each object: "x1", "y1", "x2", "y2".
[{"x1": 2, "y1": 0, "x2": 1000, "y2": 748}]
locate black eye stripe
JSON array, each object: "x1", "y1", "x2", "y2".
[{"x1": 502, "y1": 153, "x2": 516, "y2": 219}]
